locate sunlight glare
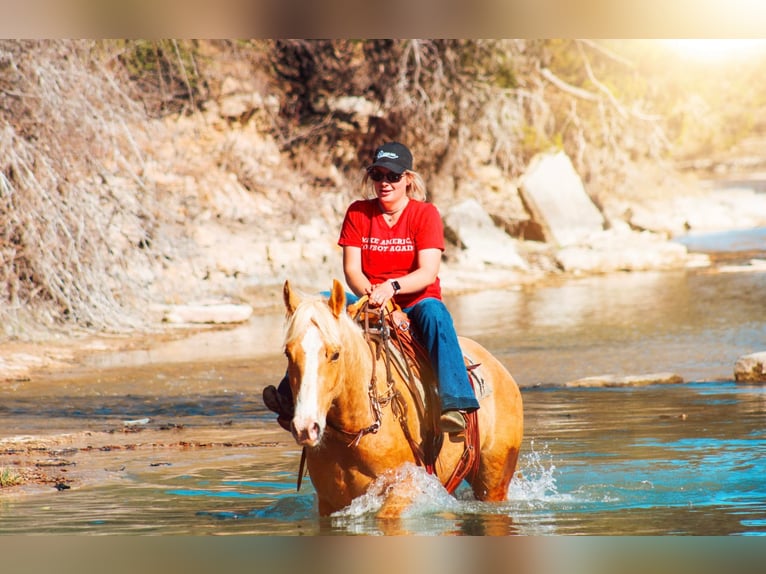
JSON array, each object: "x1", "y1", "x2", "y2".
[{"x1": 662, "y1": 39, "x2": 766, "y2": 62}]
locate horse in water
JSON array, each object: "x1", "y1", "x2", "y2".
[{"x1": 281, "y1": 279, "x2": 524, "y2": 516}]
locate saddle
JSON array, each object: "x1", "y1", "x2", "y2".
[{"x1": 346, "y1": 296, "x2": 482, "y2": 494}]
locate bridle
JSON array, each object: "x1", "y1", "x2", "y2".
[
  {"x1": 296, "y1": 295, "x2": 479, "y2": 494},
  {"x1": 327, "y1": 297, "x2": 428, "y2": 459}
]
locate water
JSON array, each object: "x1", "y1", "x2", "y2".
[
  {"x1": 449, "y1": 266, "x2": 766, "y2": 385},
  {"x1": 511, "y1": 382, "x2": 766, "y2": 535},
  {"x1": 1, "y1": 229, "x2": 765, "y2": 535},
  {"x1": 675, "y1": 226, "x2": 766, "y2": 255}
]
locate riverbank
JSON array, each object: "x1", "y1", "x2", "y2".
[
  {"x1": 3, "y1": 243, "x2": 766, "y2": 497},
  {"x1": 2, "y1": 177, "x2": 766, "y2": 385},
  {"x1": 4, "y1": 166, "x2": 766, "y2": 495}
]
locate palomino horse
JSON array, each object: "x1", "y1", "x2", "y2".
[{"x1": 281, "y1": 279, "x2": 523, "y2": 516}]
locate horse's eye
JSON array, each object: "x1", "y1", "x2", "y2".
[{"x1": 330, "y1": 351, "x2": 340, "y2": 362}]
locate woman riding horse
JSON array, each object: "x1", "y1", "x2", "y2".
[
  {"x1": 264, "y1": 141, "x2": 480, "y2": 434},
  {"x1": 278, "y1": 278, "x2": 524, "y2": 515}
]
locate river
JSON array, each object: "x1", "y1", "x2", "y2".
[{"x1": 0, "y1": 228, "x2": 764, "y2": 535}]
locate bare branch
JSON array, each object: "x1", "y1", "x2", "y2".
[
  {"x1": 578, "y1": 39, "x2": 637, "y2": 69},
  {"x1": 540, "y1": 67, "x2": 599, "y2": 101}
]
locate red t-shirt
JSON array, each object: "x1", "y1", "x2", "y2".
[{"x1": 338, "y1": 199, "x2": 445, "y2": 308}]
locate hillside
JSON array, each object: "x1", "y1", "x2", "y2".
[{"x1": 2, "y1": 39, "x2": 766, "y2": 343}]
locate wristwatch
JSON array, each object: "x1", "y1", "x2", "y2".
[{"x1": 389, "y1": 280, "x2": 401, "y2": 294}]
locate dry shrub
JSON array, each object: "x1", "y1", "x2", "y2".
[
  {"x1": 0, "y1": 40, "x2": 157, "y2": 337},
  {"x1": 268, "y1": 39, "x2": 670, "y2": 204}
]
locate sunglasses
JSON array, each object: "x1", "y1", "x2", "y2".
[{"x1": 368, "y1": 169, "x2": 405, "y2": 183}]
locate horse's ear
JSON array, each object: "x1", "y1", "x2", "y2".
[
  {"x1": 283, "y1": 280, "x2": 301, "y2": 316},
  {"x1": 328, "y1": 279, "x2": 346, "y2": 318}
]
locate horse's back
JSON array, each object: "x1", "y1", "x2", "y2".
[{"x1": 458, "y1": 336, "x2": 523, "y2": 416}]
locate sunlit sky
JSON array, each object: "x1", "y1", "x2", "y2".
[{"x1": 661, "y1": 39, "x2": 766, "y2": 61}]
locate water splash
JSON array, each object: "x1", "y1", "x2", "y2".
[
  {"x1": 328, "y1": 463, "x2": 462, "y2": 534},
  {"x1": 507, "y1": 440, "x2": 569, "y2": 506},
  {"x1": 333, "y1": 463, "x2": 460, "y2": 520}
]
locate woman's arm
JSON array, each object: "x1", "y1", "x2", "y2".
[
  {"x1": 342, "y1": 246, "x2": 373, "y2": 297},
  {"x1": 398, "y1": 247, "x2": 440, "y2": 293},
  {"x1": 363, "y1": 247, "x2": 442, "y2": 307}
]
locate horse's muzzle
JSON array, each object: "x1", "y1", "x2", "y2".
[{"x1": 292, "y1": 419, "x2": 323, "y2": 447}]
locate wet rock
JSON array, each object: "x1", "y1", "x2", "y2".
[
  {"x1": 717, "y1": 259, "x2": 766, "y2": 274},
  {"x1": 123, "y1": 418, "x2": 150, "y2": 427},
  {"x1": 734, "y1": 351, "x2": 766, "y2": 383},
  {"x1": 162, "y1": 303, "x2": 253, "y2": 324},
  {"x1": 35, "y1": 458, "x2": 76, "y2": 467},
  {"x1": 519, "y1": 151, "x2": 605, "y2": 247},
  {"x1": 565, "y1": 372, "x2": 684, "y2": 388}
]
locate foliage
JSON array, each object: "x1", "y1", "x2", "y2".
[
  {"x1": 599, "y1": 40, "x2": 766, "y2": 164},
  {"x1": 265, "y1": 39, "x2": 674, "y2": 196},
  {"x1": 0, "y1": 467, "x2": 22, "y2": 487},
  {"x1": 2, "y1": 39, "x2": 766, "y2": 335},
  {"x1": 110, "y1": 39, "x2": 208, "y2": 117}
]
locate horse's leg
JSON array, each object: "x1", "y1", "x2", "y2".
[
  {"x1": 470, "y1": 444, "x2": 521, "y2": 501},
  {"x1": 317, "y1": 498, "x2": 335, "y2": 517}
]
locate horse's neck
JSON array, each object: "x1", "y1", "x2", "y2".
[{"x1": 335, "y1": 332, "x2": 379, "y2": 428}]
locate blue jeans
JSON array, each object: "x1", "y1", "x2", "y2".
[
  {"x1": 404, "y1": 298, "x2": 480, "y2": 412},
  {"x1": 275, "y1": 293, "x2": 479, "y2": 413}
]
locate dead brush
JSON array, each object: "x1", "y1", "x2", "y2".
[{"x1": 0, "y1": 40, "x2": 158, "y2": 337}]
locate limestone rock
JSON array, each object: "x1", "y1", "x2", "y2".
[
  {"x1": 162, "y1": 303, "x2": 253, "y2": 324},
  {"x1": 519, "y1": 151, "x2": 605, "y2": 246},
  {"x1": 627, "y1": 188, "x2": 766, "y2": 236},
  {"x1": 717, "y1": 259, "x2": 766, "y2": 273},
  {"x1": 565, "y1": 372, "x2": 684, "y2": 388},
  {"x1": 442, "y1": 199, "x2": 529, "y2": 270},
  {"x1": 555, "y1": 228, "x2": 690, "y2": 273},
  {"x1": 734, "y1": 352, "x2": 766, "y2": 383}
]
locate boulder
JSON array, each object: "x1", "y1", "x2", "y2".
[
  {"x1": 442, "y1": 199, "x2": 528, "y2": 270},
  {"x1": 565, "y1": 372, "x2": 684, "y2": 388},
  {"x1": 555, "y1": 228, "x2": 691, "y2": 273},
  {"x1": 519, "y1": 151, "x2": 605, "y2": 246},
  {"x1": 717, "y1": 259, "x2": 766, "y2": 274},
  {"x1": 734, "y1": 352, "x2": 766, "y2": 383},
  {"x1": 627, "y1": 188, "x2": 766, "y2": 236},
  {"x1": 162, "y1": 303, "x2": 253, "y2": 324}
]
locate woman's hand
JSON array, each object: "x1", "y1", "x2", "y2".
[{"x1": 367, "y1": 280, "x2": 396, "y2": 307}]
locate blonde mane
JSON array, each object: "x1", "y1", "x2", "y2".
[{"x1": 283, "y1": 297, "x2": 360, "y2": 352}]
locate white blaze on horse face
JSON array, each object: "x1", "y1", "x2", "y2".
[{"x1": 293, "y1": 324, "x2": 324, "y2": 436}]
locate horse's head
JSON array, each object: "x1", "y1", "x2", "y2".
[{"x1": 283, "y1": 279, "x2": 349, "y2": 447}]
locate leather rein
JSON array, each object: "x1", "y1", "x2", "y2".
[{"x1": 327, "y1": 297, "x2": 429, "y2": 465}]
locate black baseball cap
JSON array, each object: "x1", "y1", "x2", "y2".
[{"x1": 369, "y1": 142, "x2": 413, "y2": 174}]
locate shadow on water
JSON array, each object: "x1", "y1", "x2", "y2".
[{"x1": 2, "y1": 229, "x2": 766, "y2": 534}]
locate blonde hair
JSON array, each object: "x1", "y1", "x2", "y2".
[{"x1": 362, "y1": 169, "x2": 427, "y2": 202}]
